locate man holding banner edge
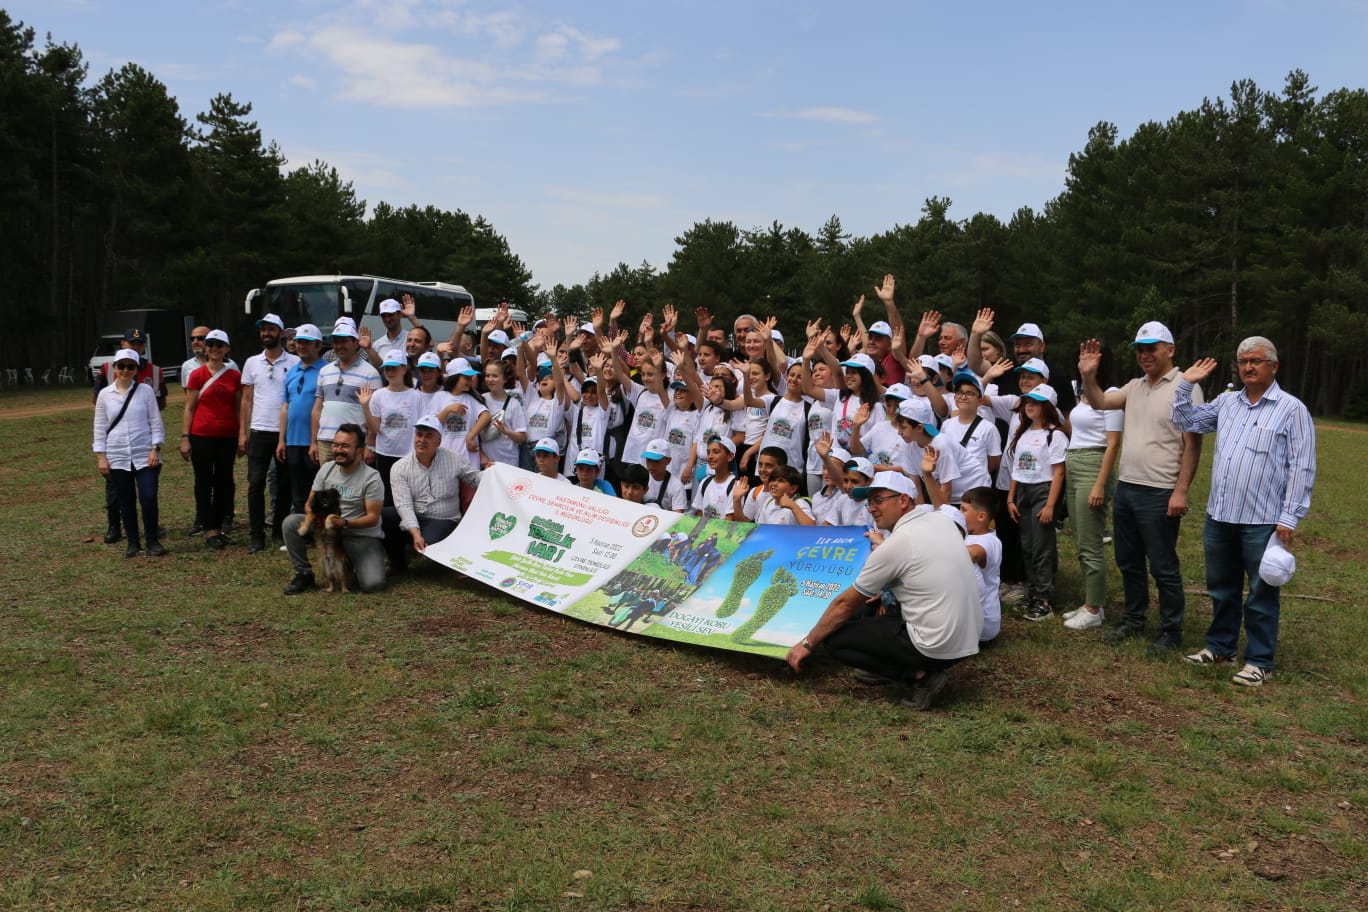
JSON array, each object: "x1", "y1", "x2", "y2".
[{"x1": 785, "y1": 470, "x2": 982, "y2": 710}]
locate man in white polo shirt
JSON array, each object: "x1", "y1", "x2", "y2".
[
  {"x1": 239, "y1": 313, "x2": 299, "y2": 553},
  {"x1": 311, "y1": 318, "x2": 381, "y2": 465},
  {"x1": 785, "y1": 471, "x2": 982, "y2": 710}
]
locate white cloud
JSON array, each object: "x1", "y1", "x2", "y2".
[
  {"x1": 759, "y1": 106, "x2": 879, "y2": 125},
  {"x1": 266, "y1": 1, "x2": 630, "y2": 109}
]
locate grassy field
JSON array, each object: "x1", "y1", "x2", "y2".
[{"x1": 1, "y1": 386, "x2": 1363, "y2": 911}]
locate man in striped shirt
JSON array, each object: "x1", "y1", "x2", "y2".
[
  {"x1": 1171, "y1": 336, "x2": 1316, "y2": 687},
  {"x1": 382, "y1": 416, "x2": 483, "y2": 574}
]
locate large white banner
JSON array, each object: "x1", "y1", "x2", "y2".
[{"x1": 425, "y1": 464, "x2": 872, "y2": 659}]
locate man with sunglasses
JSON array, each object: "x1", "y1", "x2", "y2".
[
  {"x1": 181, "y1": 325, "x2": 237, "y2": 395},
  {"x1": 277, "y1": 324, "x2": 326, "y2": 518},
  {"x1": 240, "y1": 313, "x2": 299, "y2": 553},
  {"x1": 785, "y1": 470, "x2": 982, "y2": 711},
  {"x1": 1079, "y1": 322, "x2": 1204, "y2": 655}
]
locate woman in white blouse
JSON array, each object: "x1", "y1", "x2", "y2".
[{"x1": 93, "y1": 349, "x2": 166, "y2": 557}]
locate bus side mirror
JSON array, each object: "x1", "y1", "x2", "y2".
[
  {"x1": 243, "y1": 288, "x2": 260, "y2": 314},
  {"x1": 340, "y1": 286, "x2": 353, "y2": 314}
]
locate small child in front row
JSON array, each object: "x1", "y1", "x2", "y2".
[
  {"x1": 960, "y1": 486, "x2": 1002, "y2": 643},
  {"x1": 733, "y1": 464, "x2": 814, "y2": 525},
  {"x1": 1005, "y1": 384, "x2": 1068, "y2": 622},
  {"x1": 813, "y1": 432, "x2": 873, "y2": 526}
]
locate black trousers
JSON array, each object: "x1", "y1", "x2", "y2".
[
  {"x1": 189, "y1": 435, "x2": 236, "y2": 531},
  {"x1": 246, "y1": 430, "x2": 290, "y2": 538}
]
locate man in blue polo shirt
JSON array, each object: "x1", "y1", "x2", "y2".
[{"x1": 276, "y1": 324, "x2": 326, "y2": 516}]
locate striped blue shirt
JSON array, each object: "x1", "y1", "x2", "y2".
[{"x1": 1171, "y1": 379, "x2": 1315, "y2": 529}]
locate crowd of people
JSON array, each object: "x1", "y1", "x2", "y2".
[{"x1": 92, "y1": 276, "x2": 1317, "y2": 706}]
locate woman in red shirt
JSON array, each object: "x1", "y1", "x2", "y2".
[{"x1": 178, "y1": 329, "x2": 242, "y2": 549}]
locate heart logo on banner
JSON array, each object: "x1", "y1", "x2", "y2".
[{"x1": 489, "y1": 512, "x2": 517, "y2": 540}]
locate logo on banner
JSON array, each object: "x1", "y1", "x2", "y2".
[
  {"x1": 506, "y1": 479, "x2": 531, "y2": 499},
  {"x1": 489, "y1": 512, "x2": 518, "y2": 540},
  {"x1": 631, "y1": 515, "x2": 660, "y2": 538}
]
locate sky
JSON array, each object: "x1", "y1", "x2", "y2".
[{"x1": 14, "y1": 1, "x2": 1368, "y2": 291}]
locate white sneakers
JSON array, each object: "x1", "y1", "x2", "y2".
[
  {"x1": 1231, "y1": 664, "x2": 1271, "y2": 687},
  {"x1": 1063, "y1": 607, "x2": 1104, "y2": 630}
]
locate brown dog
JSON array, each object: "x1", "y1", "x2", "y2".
[
  {"x1": 298, "y1": 489, "x2": 353, "y2": 592},
  {"x1": 319, "y1": 514, "x2": 353, "y2": 593}
]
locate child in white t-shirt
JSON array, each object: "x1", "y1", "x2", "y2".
[
  {"x1": 1006, "y1": 384, "x2": 1068, "y2": 622},
  {"x1": 737, "y1": 464, "x2": 814, "y2": 525},
  {"x1": 960, "y1": 486, "x2": 1002, "y2": 643}
]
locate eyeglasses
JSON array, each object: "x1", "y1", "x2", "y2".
[
  {"x1": 1236, "y1": 358, "x2": 1272, "y2": 367},
  {"x1": 205, "y1": 341, "x2": 227, "y2": 349},
  {"x1": 866, "y1": 493, "x2": 900, "y2": 506},
  {"x1": 190, "y1": 335, "x2": 207, "y2": 342},
  {"x1": 296, "y1": 374, "x2": 306, "y2": 395},
  {"x1": 954, "y1": 390, "x2": 980, "y2": 399},
  {"x1": 114, "y1": 363, "x2": 138, "y2": 371}
]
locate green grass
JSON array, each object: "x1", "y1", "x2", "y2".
[{"x1": 0, "y1": 387, "x2": 1365, "y2": 910}]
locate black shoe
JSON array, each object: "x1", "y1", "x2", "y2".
[
  {"x1": 206, "y1": 534, "x2": 227, "y2": 550},
  {"x1": 248, "y1": 534, "x2": 267, "y2": 554},
  {"x1": 1146, "y1": 632, "x2": 1183, "y2": 657},
  {"x1": 187, "y1": 522, "x2": 205, "y2": 537},
  {"x1": 124, "y1": 543, "x2": 142, "y2": 559},
  {"x1": 900, "y1": 670, "x2": 949, "y2": 711},
  {"x1": 284, "y1": 572, "x2": 316, "y2": 595},
  {"x1": 1101, "y1": 623, "x2": 1144, "y2": 644},
  {"x1": 146, "y1": 541, "x2": 168, "y2": 557},
  {"x1": 220, "y1": 518, "x2": 235, "y2": 536},
  {"x1": 104, "y1": 525, "x2": 123, "y2": 544},
  {"x1": 1023, "y1": 599, "x2": 1054, "y2": 622}
]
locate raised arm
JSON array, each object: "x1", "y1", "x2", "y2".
[
  {"x1": 966, "y1": 308, "x2": 994, "y2": 376},
  {"x1": 1079, "y1": 339, "x2": 1127, "y2": 410},
  {"x1": 873, "y1": 274, "x2": 903, "y2": 332}
]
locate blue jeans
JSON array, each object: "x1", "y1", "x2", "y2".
[
  {"x1": 1113, "y1": 482, "x2": 1185, "y2": 636},
  {"x1": 1202, "y1": 519, "x2": 1279, "y2": 670},
  {"x1": 109, "y1": 466, "x2": 160, "y2": 546}
]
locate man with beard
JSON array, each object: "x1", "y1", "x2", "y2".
[
  {"x1": 361, "y1": 294, "x2": 424, "y2": 369},
  {"x1": 282, "y1": 423, "x2": 386, "y2": 595},
  {"x1": 967, "y1": 310, "x2": 1077, "y2": 413},
  {"x1": 239, "y1": 313, "x2": 299, "y2": 553}
]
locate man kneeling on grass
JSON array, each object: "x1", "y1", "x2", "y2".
[
  {"x1": 282, "y1": 423, "x2": 385, "y2": 595},
  {"x1": 785, "y1": 471, "x2": 982, "y2": 710}
]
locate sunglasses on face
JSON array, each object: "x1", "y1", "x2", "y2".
[
  {"x1": 114, "y1": 363, "x2": 138, "y2": 371},
  {"x1": 191, "y1": 335, "x2": 207, "y2": 342}
]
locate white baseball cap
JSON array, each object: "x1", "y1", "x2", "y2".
[
  {"x1": 897, "y1": 397, "x2": 939, "y2": 434},
  {"x1": 1012, "y1": 323, "x2": 1045, "y2": 341},
  {"x1": 643, "y1": 438, "x2": 669, "y2": 460},
  {"x1": 574, "y1": 447, "x2": 603, "y2": 467},
  {"x1": 1023, "y1": 383, "x2": 1058, "y2": 406},
  {"x1": 851, "y1": 470, "x2": 917, "y2": 501},
  {"x1": 414, "y1": 414, "x2": 442, "y2": 433},
  {"x1": 533, "y1": 437, "x2": 561, "y2": 456},
  {"x1": 416, "y1": 352, "x2": 442, "y2": 370},
  {"x1": 204, "y1": 329, "x2": 230, "y2": 345},
  {"x1": 868, "y1": 320, "x2": 893, "y2": 337},
  {"x1": 378, "y1": 298, "x2": 402, "y2": 314},
  {"x1": 294, "y1": 323, "x2": 322, "y2": 342},
  {"x1": 1131, "y1": 321, "x2": 1175, "y2": 346},
  {"x1": 1259, "y1": 536, "x2": 1296, "y2": 587},
  {"x1": 256, "y1": 313, "x2": 285, "y2": 330},
  {"x1": 1019, "y1": 357, "x2": 1050, "y2": 379},
  {"x1": 840, "y1": 353, "x2": 877, "y2": 374}
]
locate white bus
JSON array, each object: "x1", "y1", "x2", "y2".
[{"x1": 243, "y1": 274, "x2": 526, "y2": 348}]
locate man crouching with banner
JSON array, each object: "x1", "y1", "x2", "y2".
[{"x1": 785, "y1": 471, "x2": 982, "y2": 710}]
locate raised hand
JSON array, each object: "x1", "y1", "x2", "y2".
[
  {"x1": 590, "y1": 306, "x2": 604, "y2": 332},
  {"x1": 983, "y1": 356, "x2": 1015, "y2": 382},
  {"x1": 458, "y1": 304, "x2": 475, "y2": 329},
  {"x1": 919, "y1": 310, "x2": 942, "y2": 339},
  {"x1": 815, "y1": 431, "x2": 833, "y2": 458},
  {"x1": 852, "y1": 402, "x2": 872, "y2": 427},
  {"x1": 920, "y1": 443, "x2": 940, "y2": 475},
  {"x1": 694, "y1": 305, "x2": 712, "y2": 331},
  {"x1": 839, "y1": 323, "x2": 854, "y2": 344},
  {"x1": 358, "y1": 384, "x2": 373, "y2": 407},
  {"x1": 1078, "y1": 339, "x2": 1102, "y2": 377},
  {"x1": 971, "y1": 308, "x2": 995, "y2": 335},
  {"x1": 874, "y1": 274, "x2": 896, "y2": 305},
  {"x1": 400, "y1": 293, "x2": 417, "y2": 320},
  {"x1": 610, "y1": 299, "x2": 627, "y2": 323},
  {"x1": 1183, "y1": 357, "x2": 1218, "y2": 383},
  {"x1": 358, "y1": 326, "x2": 373, "y2": 350},
  {"x1": 851, "y1": 294, "x2": 865, "y2": 318},
  {"x1": 806, "y1": 318, "x2": 823, "y2": 340}
]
